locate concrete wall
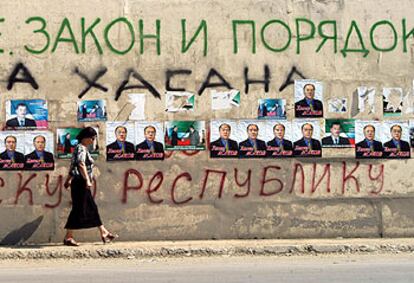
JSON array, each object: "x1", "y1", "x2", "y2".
[{"x1": 0, "y1": 0, "x2": 414, "y2": 244}]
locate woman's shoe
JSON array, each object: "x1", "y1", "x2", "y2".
[
  {"x1": 63, "y1": 238, "x2": 79, "y2": 246},
  {"x1": 101, "y1": 233, "x2": 119, "y2": 244}
]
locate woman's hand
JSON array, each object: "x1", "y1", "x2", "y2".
[
  {"x1": 86, "y1": 180, "x2": 93, "y2": 189},
  {"x1": 64, "y1": 176, "x2": 72, "y2": 190},
  {"x1": 78, "y1": 161, "x2": 92, "y2": 189}
]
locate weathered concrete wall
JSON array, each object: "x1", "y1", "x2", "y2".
[{"x1": 0, "y1": 0, "x2": 414, "y2": 244}]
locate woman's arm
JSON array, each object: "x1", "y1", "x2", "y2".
[
  {"x1": 78, "y1": 161, "x2": 93, "y2": 188},
  {"x1": 63, "y1": 174, "x2": 73, "y2": 189},
  {"x1": 64, "y1": 164, "x2": 73, "y2": 189}
]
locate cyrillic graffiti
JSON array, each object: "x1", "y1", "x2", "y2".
[
  {"x1": 4, "y1": 63, "x2": 305, "y2": 98},
  {"x1": 0, "y1": 17, "x2": 410, "y2": 57},
  {"x1": 0, "y1": 162, "x2": 385, "y2": 209}
]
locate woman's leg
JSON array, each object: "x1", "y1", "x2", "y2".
[
  {"x1": 65, "y1": 229, "x2": 74, "y2": 240},
  {"x1": 98, "y1": 225, "x2": 109, "y2": 237},
  {"x1": 63, "y1": 229, "x2": 79, "y2": 246},
  {"x1": 98, "y1": 225, "x2": 118, "y2": 243}
]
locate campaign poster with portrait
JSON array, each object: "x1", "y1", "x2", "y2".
[
  {"x1": 211, "y1": 89, "x2": 241, "y2": 110},
  {"x1": 235, "y1": 120, "x2": 267, "y2": 158},
  {"x1": 294, "y1": 80, "x2": 324, "y2": 118},
  {"x1": 6, "y1": 99, "x2": 48, "y2": 130},
  {"x1": 209, "y1": 120, "x2": 239, "y2": 158},
  {"x1": 383, "y1": 88, "x2": 403, "y2": 117},
  {"x1": 265, "y1": 121, "x2": 293, "y2": 158},
  {"x1": 77, "y1": 100, "x2": 107, "y2": 122},
  {"x1": 56, "y1": 128, "x2": 99, "y2": 159},
  {"x1": 322, "y1": 119, "x2": 355, "y2": 148},
  {"x1": 135, "y1": 122, "x2": 165, "y2": 160},
  {"x1": 24, "y1": 131, "x2": 55, "y2": 170},
  {"x1": 164, "y1": 121, "x2": 206, "y2": 151},
  {"x1": 106, "y1": 122, "x2": 135, "y2": 161},
  {"x1": 355, "y1": 120, "x2": 383, "y2": 159},
  {"x1": 0, "y1": 132, "x2": 25, "y2": 170},
  {"x1": 165, "y1": 91, "x2": 195, "y2": 112},
  {"x1": 381, "y1": 121, "x2": 410, "y2": 159},
  {"x1": 257, "y1": 99, "x2": 287, "y2": 120},
  {"x1": 292, "y1": 119, "x2": 322, "y2": 157}
]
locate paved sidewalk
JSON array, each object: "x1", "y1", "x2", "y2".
[{"x1": 1, "y1": 238, "x2": 414, "y2": 260}]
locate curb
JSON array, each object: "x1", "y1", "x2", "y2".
[{"x1": 1, "y1": 242, "x2": 414, "y2": 259}]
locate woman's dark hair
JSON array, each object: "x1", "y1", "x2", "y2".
[{"x1": 76, "y1": 127, "x2": 97, "y2": 142}]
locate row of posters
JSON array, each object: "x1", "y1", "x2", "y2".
[
  {"x1": 105, "y1": 121, "x2": 205, "y2": 161},
  {"x1": 3, "y1": 99, "x2": 107, "y2": 130},
  {"x1": 0, "y1": 119, "x2": 411, "y2": 171},
  {"x1": 3, "y1": 82, "x2": 409, "y2": 131},
  {"x1": 156, "y1": 81, "x2": 407, "y2": 118},
  {"x1": 209, "y1": 120, "x2": 413, "y2": 159},
  {"x1": 0, "y1": 131, "x2": 55, "y2": 170},
  {"x1": 101, "y1": 119, "x2": 414, "y2": 160}
]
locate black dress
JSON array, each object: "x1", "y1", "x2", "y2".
[
  {"x1": 64, "y1": 138, "x2": 72, "y2": 154},
  {"x1": 65, "y1": 144, "x2": 102, "y2": 229},
  {"x1": 171, "y1": 130, "x2": 178, "y2": 146}
]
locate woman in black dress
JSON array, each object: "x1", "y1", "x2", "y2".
[{"x1": 63, "y1": 127, "x2": 118, "y2": 246}]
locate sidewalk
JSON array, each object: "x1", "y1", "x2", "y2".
[{"x1": 1, "y1": 238, "x2": 414, "y2": 260}]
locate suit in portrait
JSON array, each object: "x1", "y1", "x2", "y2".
[
  {"x1": 0, "y1": 150, "x2": 25, "y2": 170},
  {"x1": 383, "y1": 139, "x2": 410, "y2": 158},
  {"x1": 294, "y1": 98, "x2": 324, "y2": 118},
  {"x1": 25, "y1": 150, "x2": 55, "y2": 170},
  {"x1": 171, "y1": 131, "x2": 178, "y2": 146},
  {"x1": 106, "y1": 140, "x2": 135, "y2": 161},
  {"x1": 25, "y1": 151, "x2": 54, "y2": 163},
  {"x1": 355, "y1": 139, "x2": 383, "y2": 158},
  {"x1": 239, "y1": 138, "x2": 267, "y2": 158},
  {"x1": 293, "y1": 138, "x2": 322, "y2": 157},
  {"x1": 135, "y1": 140, "x2": 165, "y2": 160},
  {"x1": 267, "y1": 138, "x2": 293, "y2": 150},
  {"x1": 6, "y1": 117, "x2": 37, "y2": 128},
  {"x1": 0, "y1": 150, "x2": 25, "y2": 163},
  {"x1": 321, "y1": 135, "x2": 351, "y2": 146},
  {"x1": 266, "y1": 138, "x2": 293, "y2": 157},
  {"x1": 209, "y1": 138, "x2": 238, "y2": 158}
]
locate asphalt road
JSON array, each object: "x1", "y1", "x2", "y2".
[{"x1": 1, "y1": 254, "x2": 414, "y2": 283}]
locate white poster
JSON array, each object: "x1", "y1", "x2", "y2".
[
  {"x1": 328, "y1": 97, "x2": 347, "y2": 113},
  {"x1": 165, "y1": 91, "x2": 195, "y2": 112},
  {"x1": 383, "y1": 87, "x2": 403, "y2": 117},
  {"x1": 353, "y1": 86, "x2": 375, "y2": 115},
  {"x1": 128, "y1": 93, "x2": 146, "y2": 120},
  {"x1": 211, "y1": 90, "x2": 241, "y2": 110}
]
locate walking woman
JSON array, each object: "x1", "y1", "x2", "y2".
[{"x1": 63, "y1": 127, "x2": 118, "y2": 246}]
